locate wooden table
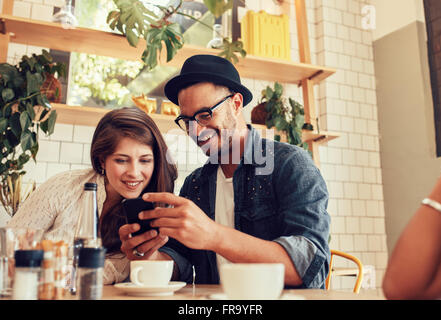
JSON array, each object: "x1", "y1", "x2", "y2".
[
  {"x1": 0, "y1": 284, "x2": 385, "y2": 301},
  {"x1": 101, "y1": 284, "x2": 385, "y2": 300}
]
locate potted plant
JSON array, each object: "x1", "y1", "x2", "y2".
[
  {"x1": 106, "y1": 0, "x2": 246, "y2": 70},
  {"x1": 0, "y1": 49, "x2": 66, "y2": 216},
  {"x1": 252, "y1": 82, "x2": 310, "y2": 151}
]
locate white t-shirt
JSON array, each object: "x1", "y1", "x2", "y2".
[{"x1": 215, "y1": 166, "x2": 235, "y2": 269}]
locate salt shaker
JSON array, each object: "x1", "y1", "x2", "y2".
[
  {"x1": 12, "y1": 250, "x2": 44, "y2": 300},
  {"x1": 77, "y1": 247, "x2": 105, "y2": 300}
]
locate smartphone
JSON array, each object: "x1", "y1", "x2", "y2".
[{"x1": 122, "y1": 197, "x2": 156, "y2": 237}]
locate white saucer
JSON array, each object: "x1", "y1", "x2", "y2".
[
  {"x1": 207, "y1": 293, "x2": 305, "y2": 300},
  {"x1": 114, "y1": 281, "x2": 186, "y2": 297}
]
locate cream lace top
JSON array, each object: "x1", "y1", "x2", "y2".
[{"x1": 7, "y1": 169, "x2": 129, "y2": 285}]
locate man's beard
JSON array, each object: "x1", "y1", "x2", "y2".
[{"x1": 197, "y1": 123, "x2": 240, "y2": 164}]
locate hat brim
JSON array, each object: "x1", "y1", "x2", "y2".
[{"x1": 164, "y1": 72, "x2": 253, "y2": 107}]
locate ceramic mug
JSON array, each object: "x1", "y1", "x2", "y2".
[
  {"x1": 220, "y1": 263, "x2": 285, "y2": 300},
  {"x1": 130, "y1": 260, "x2": 173, "y2": 287}
]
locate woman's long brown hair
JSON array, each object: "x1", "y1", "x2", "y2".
[{"x1": 90, "y1": 107, "x2": 177, "y2": 253}]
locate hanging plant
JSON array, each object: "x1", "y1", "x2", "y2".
[
  {"x1": 0, "y1": 49, "x2": 65, "y2": 216},
  {"x1": 107, "y1": 0, "x2": 245, "y2": 70}
]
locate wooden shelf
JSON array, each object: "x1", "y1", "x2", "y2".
[
  {"x1": 252, "y1": 123, "x2": 340, "y2": 145},
  {"x1": 0, "y1": 14, "x2": 336, "y2": 85},
  {"x1": 302, "y1": 129, "x2": 341, "y2": 144},
  {"x1": 52, "y1": 104, "x2": 179, "y2": 133},
  {"x1": 53, "y1": 104, "x2": 340, "y2": 145}
]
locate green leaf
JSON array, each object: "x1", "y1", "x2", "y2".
[
  {"x1": 12, "y1": 74, "x2": 24, "y2": 88},
  {"x1": 0, "y1": 118, "x2": 7, "y2": 132},
  {"x1": 30, "y1": 139, "x2": 38, "y2": 160},
  {"x1": 265, "y1": 87, "x2": 274, "y2": 100},
  {"x1": 111, "y1": 0, "x2": 158, "y2": 46},
  {"x1": 295, "y1": 113, "x2": 304, "y2": 128},
  {"x1": 142, "y1": 22, "x2": 183, "y2": 70},
  {"x1": 291, "y1": 128, "x2": 302, "y2": 145},
  {"x1": 0, "y1": 163, "x2": 6, "y2": 176},
  {"x1": 203, "y1": 0, "x2": 234, "y2": 18},
  {"x1": 126, "y1": 28, "x2": 139, "y2": 47},
  {"x1": 218, "y1": 39, "x2": 246, "y2": 64},
  {"x1": 265, "y1": 100, "x2": 276, "y2": 112},
  {"x1": 41, "y1": 95, "x2": 52, "y2": 109},
  {"x1": 5, "y1": 130, "x2": 19, "y2": 148},
  {"x1": 18, "y1": 153, "x2": 31, "y2": 168},
  {"x1": 266, "y1": 115, "x2": 274, "y2": 126},
  {"x1": 1, "y1": 88, "x2": 14, "y2": 102},
  {"x1": 26, "y1": 103, "x2": 35, "y2": 120},
  {"x1": 274, "y1": 82, "x2": 283, "y2": 97},
  {"x1": 19, "y1": 111, "x2": 31, "y2": 131},
  {"x1": 106, "y1": 10, "x2": 120, "y2": 25},
  {"x1": 24, "y1": 56, "x2": 36, "y2": 71},
  {"x1": 40, "y1": 110, "x2": 57, "y2": 135},
  {"x1": 274, "y1": 117, "x2": 284, "y2": 131},
  {"x1": 41, "y1": 49, "x2": 53, "y2": 63},
  {"x1": 26, "y1": 71, "x2": 43, "y2": 96},
  {"x1": 20, "y1": 130, "x2": 34, "y2": 152},
  {"x1": 9, "y1": 112, "x2": 21, "y2": 139},
  {"x1": 0, "y1": 63, "x2": 18, "y2": 84}
]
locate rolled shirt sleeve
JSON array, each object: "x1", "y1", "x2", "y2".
[
  {"x1": 273, "y1": 146, "x2": 331, "y2": 288},
  {"x1": 274, "y1": 235, "x2": 328, "y2": 288}
]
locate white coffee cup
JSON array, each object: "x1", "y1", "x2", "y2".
[
  {"x1": 130, "y1": 260, "x2": 173, "y2": 287},
  {"x1": 220, "y1": 263, "x2": 285, "y2": 300}
]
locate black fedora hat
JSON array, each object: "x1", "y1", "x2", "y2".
[{"x1": 164, "y1": 54, "x2": 253, "y2": 107}]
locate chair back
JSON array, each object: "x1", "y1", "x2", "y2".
[{"x1": 325, "y1": 249, "x2": 364, "y2": 293}]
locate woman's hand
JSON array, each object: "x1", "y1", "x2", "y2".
[{"x1": 118, "y1": 223, "x2": 169, "y2": 260}]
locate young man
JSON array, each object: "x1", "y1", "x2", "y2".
[{"x1": 119, "y1": 55, "x2": 331, "y2": 288}]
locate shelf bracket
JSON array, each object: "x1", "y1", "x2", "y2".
[
  {"x1": 308, "y1": 70, "x2": 324, "y2": 82},
  {"x1": 313, "y1": 135, "x2": 327, "y2": 143},
  {"x1": 0, "y1": 20, "x2": 6, "y2": 35}
]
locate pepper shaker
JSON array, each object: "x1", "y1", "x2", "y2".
[{"x1": 77, "y1": 247, "x2": 105, "y2": 300}]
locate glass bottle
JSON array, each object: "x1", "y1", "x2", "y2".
[
  {"x1": 70, "y1": 182, "x2": 101, "y2": 294},
  {"x1": 207, "y1": 24, "x2": 224, "y2": 49},
  {"x1": 77, "y1": 247, "x2": 106, "y2": 300},
  {"x1": 12, "y1": 250, "x2": 44, "y2": 300},
  {"x1": 52, "y1": 0, "x2": 78, "y2": 29}
]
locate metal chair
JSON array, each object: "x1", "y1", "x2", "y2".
[{"x1": 325, "y1": 249, "x2": 364, "y2": 293}]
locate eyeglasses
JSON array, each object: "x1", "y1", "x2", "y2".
[{"x1": 174, "y1": 94, "x2": 235, "y2": 131}]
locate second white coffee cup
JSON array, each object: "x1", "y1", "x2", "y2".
[
  {"x1": 220, "y1": 263, "x2": 285, "y2": 300},
  {"x1": 130, "y1": 260, "x2": 174, "y2": 287}
]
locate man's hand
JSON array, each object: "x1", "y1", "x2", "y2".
[
  {"x1": 119, "y1": 223, "x2": 169, "y2": 260},
  {"x1": 139, "y1": 192, "x2": 220, "y2": 251}
]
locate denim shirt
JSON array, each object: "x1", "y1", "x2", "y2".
[{"x1": 159, "y1": 125, "x2": 331, "y2": 288}]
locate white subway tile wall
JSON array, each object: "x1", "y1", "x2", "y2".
[{"x1": 2, "y1": 0, "x2": 387, "y2": 290}]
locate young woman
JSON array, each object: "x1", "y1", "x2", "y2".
[{"x1": 7, "y1": 107, "x2": 177, "y2": 284}]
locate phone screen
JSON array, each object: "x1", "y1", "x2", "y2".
[{"x1": 122, "y1": 197, "x2": 156, "y2": 236}]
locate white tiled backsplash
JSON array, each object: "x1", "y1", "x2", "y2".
[{"x1": 1, "y1": 0, "x2": 387, "y2": 290}]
